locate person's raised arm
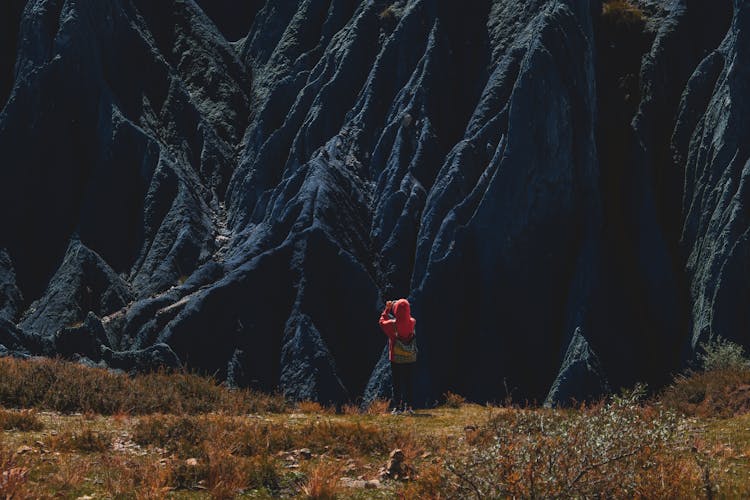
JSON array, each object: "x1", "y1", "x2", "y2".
[{"x1": 379, "y1": 301, "x2": 396, "y2": 340}]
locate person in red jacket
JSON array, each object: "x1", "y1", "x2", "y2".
[{"x1": 379, "y1": 298, "x2": 417, "y2": 414}]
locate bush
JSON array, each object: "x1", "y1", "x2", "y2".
[
  {"x1": 660, "y1": 368, "x2": 750, "y2": 418},
  {"x1": 0, "y1": 409, "x2": 43, "y2": 431},
  {"x1": 296, "y1": 401, "x2": 331, "y2": 414},
  {"x1": 442, "y1": 392, "x2": 466, "y2": 409},
  {"x1": 365, "y1": 398, "x2": 390, "y2": 415},
  {"x1": 100, "y1": 455, "x2": 170, "y2": 498},
  {"x1": 0, "y1": 357, "x2": 288, "y2": 415},
  {"x1": 0, "y1": 445, "x2": 31, "y2": 497},
  {"x1": 47, "y1": 429, "x2": 111, "y2": 453},
  {"x1": 602, "y1": 0, "x2": 646, "y2": 27},
  {"x1": 133, "y1": 415, "x2": 215, "y2": 458},
  {"x1": 439, "y1": 391, "x2": 684, "y2": 498},
  {"x1": 699, "y1": 336, "x2": 748, "y2": 372},
  {"x1": 300, "y1": 461, "x2": 342, "y2": 500}
]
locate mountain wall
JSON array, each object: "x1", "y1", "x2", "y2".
[{"x1": 0, "y1": 0, "x2": 746, "y2": 405}]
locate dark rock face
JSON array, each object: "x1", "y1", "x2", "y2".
[
  {"x1": 677, "y1": 0, "x2": 750, "y2": 351},
  {"x1": 194, "y1": 0, "x2": 265, "y2": 42},
  {"x1": 0, "y1": 249, "x2": 23, "y2": 322},
  {"x1": 0, "y1": 0, "x2": 27, "y2": 109},
  {"x1": 0, "y1": 0, "x2": 747, "y2": 405},
  {"x1": 544, "y1": 328, "x2": 610, "y2": 407},
  {"x1": 19, "y1": 239, "x2": 133, "y2": 338}
]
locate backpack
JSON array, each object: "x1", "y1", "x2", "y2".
[{"x1": 392, "y1": 329, "x2": 417, "y2": 364}]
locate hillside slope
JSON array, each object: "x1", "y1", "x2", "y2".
[{"x1": 0, "y1": 0, "x2": 747, "y2": 405}]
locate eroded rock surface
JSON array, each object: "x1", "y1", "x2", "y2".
[{"x1": 0, "y1": 0, "x2": 747, "y2": 405}]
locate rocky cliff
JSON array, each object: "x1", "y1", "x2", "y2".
[{"x1": 0, "y1": 0, "x2": 746, "y2": 405}]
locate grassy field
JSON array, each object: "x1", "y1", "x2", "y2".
[{"x1": 2, "y1": 356, "x2": 750, "y2": 498}]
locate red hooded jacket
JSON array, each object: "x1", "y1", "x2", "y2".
[{"x1": 379, "y1": 298, "x2": 416, "y2": 361}]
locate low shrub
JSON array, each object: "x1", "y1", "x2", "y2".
[
  {"x1": 47, "y1": 429, "x2": 111, "y2": 453},
  {"x1": 0, "y1": 409, "x2": 43, "y2": 431},
  {"x1": 300, "y1": 461, "x2": 342, "y2": 500},
  {"x1": 296, "y1": 401, "x2": 331, "y2": 414},
  {"x1": 301, "y1": 420, "x2": 409, "y2": 456},
  {"x1": 133, "y1": 415, "x2": 214, "y2": 458},
  {"x1": 442, "y1": 392, "x2": 466, "y2": 409},
  {"x1": 660, "y1": 368, "x2": 750, "y2": 418},
  {"x1": 699, "y1": 336, "x2": 748, "y2": 372},
  {"x1": 0, "y1": 357, "x2": 288, "y2": 415},
  {"x1": 100, "y1": 455, "x2": 170, "y2": 498},
  {"x1": 0, "y1": 445, "x2": 31, "y2": 497},
  {"x1": 602, "y1": 0, "x2": 647, "y2": 27},
  {"x1": 439, "y1": 390, "x2": 685, "y2": 498},
  {"x1": 365, "y1": 398, "x2": 390, "y2": 415}
]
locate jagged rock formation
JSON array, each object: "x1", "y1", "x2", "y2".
[{"x1": 0, "y1": 0, "x2": 747, "y2": 405}]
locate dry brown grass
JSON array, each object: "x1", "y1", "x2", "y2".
[
  {"x1": 661, "y1": 367, "x2": 750, "y2": 418},
  {"x1": 341, "y1": 403, "x2": 361, "y2": 415},
  {"x1": 0, "y1": 356, "x2": 288, "y2": 415},
  {"x1": 0, "y1": 408, "x2": 43, "y2": 431},
  {"x1": 417, "y1": 391, "x2": 700, "y2": 498},
  {"x1": 100, "y1": 455, "x2": 170, "y2": 499},
  {"x1": 4, "y1": 356, "x2": 750, "y2": 498},
  {"x1": 47, "y1": 455, "x2": 92, "y2": 493},
  {"x1": 46, "y1": 428, "x2": 111, "y2": 453},
  {"x1": 442, "y1": 392, "x2": 466, "y2": 409},
  {"x1": 300, "y1": 461, "x2": 343, "y2": 499},
  {"x1": 365, "y1": 398, "x2": 390, "y2": 415},
  {"x1": 296, "y1": 400, "x2": 332, "y2": 414},
  {"x1": 0, "y1": 444, "x2": 31, "y2": 498},
  {"x1": 133, "y1": 412, "x2": 416, "y2": 462}
]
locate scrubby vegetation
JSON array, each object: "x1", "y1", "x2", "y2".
[
  {"x1": 661, "y1": 337, "x2": 750, "y2": 418},
  {"x1": 2, "y1": 354, "x2": 750, "y2": 497},
  {"x1": 602, "y1": 0, "x2": 647, "y2": 28},
  {"x1": 0, "y1": 356, "x2": 287, "y2": 415},
  {"x1": 699, "y1": 336, "x2": 749, "y2": 372}
]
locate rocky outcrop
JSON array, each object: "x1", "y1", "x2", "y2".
[
  {"x1": 0, "y1": 249, "x2": 22, "y2": 322},
  {"x1": 545, "y1": 328, "x2": 610, "y2": 407},
  {"x1": 0, "y1": 0, "x2": 747, "y2": 405},
  {"x1": 676, "y1": 0, "x2": 750, "y2": 351},
  {"x1": 19, "y1": 239, "x2": 132, "y2": 338}
]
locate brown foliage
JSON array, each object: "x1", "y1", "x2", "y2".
[
  {"x1": 0, "y1": 408, "x2": 43, "y2": 431},
  {"x1": 100, "y1": 455, "x2": 170, "y2": 499},
  {"x1": 429, "y1": 392, "x2": 694, "y2": 498},
  {"x1": 602, "y1": 0, "x2": 647, "y2": 28},
  {"x1": 364, "y1": 398, "x2": 390, "y2": 415},
  {"x1": 46, "y1": 428, "x2": 111, "y2": 453},
  {"x1": 442, "y1": 392, "x2": 466, "y2": 409},
  {"x1": 0, "y1": 356, "x2": 288, "y2": 415},
  {"x1": 0, "y1": 445, "x2": 31, "y2": 498},
  {"x1": 296, "y1": 401, "x2": 332, "y2": 414},
  {"x1": 300, "y1": 461, "x2": 342, "y2": 499},
  {"x1": 661, "y1": 367, "x2": 750, "y2": 418}
]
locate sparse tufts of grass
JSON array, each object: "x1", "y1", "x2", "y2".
[
  {"x1": 365, "y1": 398, "x2": 390, "y2": 415},
  {"x1": 300, "y1": 461, "x2": 342, "y2": 500},
  {"x1": 100, "y1": 455, "x2": 170, "y2": 499},
  {"x1": 296, "y1": 401, "x2": 331, "y2": 414}
]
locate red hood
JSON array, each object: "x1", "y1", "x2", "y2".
[{"x1": 393, "y1": 299, "x2": 416, "y2": 336}]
